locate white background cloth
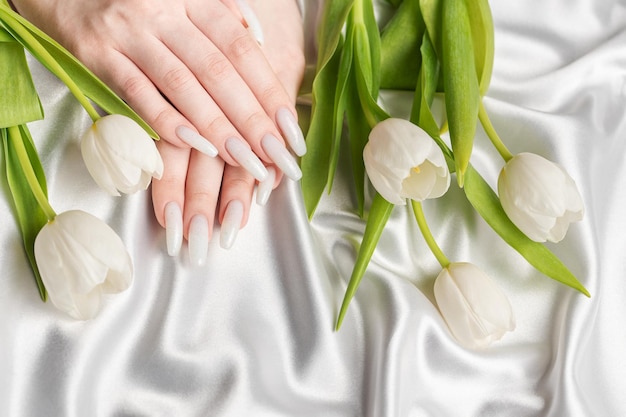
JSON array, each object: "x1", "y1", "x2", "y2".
[{"x1": 1, "y1": 0, "x2": 626, "y2": 415}]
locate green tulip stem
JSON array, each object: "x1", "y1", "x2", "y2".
[
  {"x1": 411, "y1": 200, "x2": 450, "y2": 268},
  {"x1": 8, "y1": 126, "x2": 56, "y2": 221},
  {"x1": 0, "y1": 6, "x2": 100, "y2": 122},
  {"x1": 478, "y1": 100, "x2": 513, "y2": 162}
]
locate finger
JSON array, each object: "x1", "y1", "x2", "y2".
[
  {"x1": 218, "y1": 164, "x2": 255, "y2": 249},
  {"x1": 184, "y1": 151, "x2": 226, "y2": 266},
  {"x1": 187, "y1": 2, "x2": 307, "y2": 158},
  {"x1": 89, "y1": 48, "x2": 200, "y2": 150},
  {"x1": 151, "y1": 140, "x2": 191, "y2": 256},
  {"x1": 127, "y1": 28, "x2": 271, "y2": 182}
]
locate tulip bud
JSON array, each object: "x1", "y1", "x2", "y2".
[
  {"x1": 363, "y1": 118, "x2": 450, "y2": 205},
  {"x1": 34, "y1": 210, "x2": 133, "y2": 320},
  {"x1": 81, "y1": 114, "x2": 164, "y2": 196},
  {"x1": 434, "y1": 262, "x2": 515, "y2": 349},
  {"x1": 498, "y1": 152, "x2": 584, "y2": 243}
]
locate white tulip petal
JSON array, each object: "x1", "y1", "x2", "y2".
[
  {"x1": 67, "y1": 289, "x2": 103, "y2": 320},
  {"x1": 34, "y1": 210, "x2": 133, "y2": 319},
  {"x1": 498, "y1": 153, "x2": 584, "y2": 243},
  {"x1": 364, "y1": 118, "x2": 450, "y2": 204},
  {"x1": 81, "y1": 115, "x2": 163, "y2": 195},
  {"x1": 434, "y1": 263, "x2": 515, "y2": 350},
  {"x1": 80, "y1": 131, "x2": 121, "y2": 196}
]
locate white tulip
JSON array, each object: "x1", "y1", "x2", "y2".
[
  {"x1": 363, "y1": 118, "x2": 450, "y2": 205},
  {"x1": 81, "y1": 114, "x2": 164, "y2": 196},
  {"x1": 434, "y1": 262, "x2": 515, "y2": 349},
  {"x1": 34, "y1": 210, "x2": 133, "y2": 320},
  {"x1": 498, "y1": 152, "x2": 584, "y2": 243}
]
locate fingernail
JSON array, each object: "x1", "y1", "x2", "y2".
[
  {"x1": 175, "y1": 126, "x2": 218, "y2": 157},
  {"x1": 225, "y1": 137, "x2": 268, "y2": 182},
  {"x1": 221, "y1": 200, "x2": 244, "y2": 250},
  {"x1": 261, "y1": 134, "x2": 302, "y2": 181},
  {"x1": 235, "y1": 0, "x2": 264, "y2": 45},
  {"x1": 276, "y1": 108, "x2": 306, "y2": 156},
  {"x1": 165, "y1": 202, "x2": 183, "y2": 256},
  {"x1": 256, "y1": 166, "x2": 276, "y2": 206},
  {"x1": 188, "y1": 215, "x2": 209, "y2": 267}
]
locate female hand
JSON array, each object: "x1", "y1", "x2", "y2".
[
  {"x1": 151, "y1": 0, "x2": 305, "y2": 264},
  {"x1": 10, "y1": 0, "x2": 306, "y2": 182}
]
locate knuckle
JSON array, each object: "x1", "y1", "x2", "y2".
[
  {"x1": 187, "y1": 190, "x2": 218, "y2": 203},
  {"x1": 151, "y1": 108, "x2": 176, "y2": 131},
  {"x1": 242, "y1": 111, "x2": 269, "y2": 132},
  {"x1": 203, "y1": 53, "x2": 232, "y2": 82},
  {"x1": 202, "y1": 115, "x2": 232, "y2": 137},
  {"x1": 121, "y1": 75, "x2": 150, "y2": 100},
  {"x1": 223, "y1": 176, "x2": 253, "y2": 192},
  {"x1": 162, "y1": 67, "x2": 193, "y2": 93},
  {"x1": 227, "y1": 33, "x2": 257, "y2": 59}
]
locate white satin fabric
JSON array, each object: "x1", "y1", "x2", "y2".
[{"x1": 1, "y1": 0, "x2": 625, "y2": 416}]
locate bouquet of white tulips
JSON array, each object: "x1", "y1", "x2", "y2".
[
  {"x1": 0, "y1": 1, "x2": 162, "y2": 319},
  {"x1": 301, "y1": 0, "x2": 588, "y2": 348}
]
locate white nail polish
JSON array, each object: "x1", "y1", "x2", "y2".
[
  {"x1": 188, "y1": 215, "x2": 209, "y2": 267},
  {"x1": 165, "y1": 202, "x2": 183, "y2": 256},
  {"x1": 175, "y1": 126, "x2": 218, "y2": 157},
  {"x1": 225, "y1": 137, "x2": 268, "y2": 182},
  {"x1": 221, "y1": 200, "x2": 244, "y2": 249},
  {"x1": 256, "y1": 166, "x2": 276, "y2": 206},
  {"x1": 235, "y1": 0, "x2": 264, "y2": 45},
  {"x1": 276, "y1": 108, "x2": 306, "y2": 156},
  {"x1": 261, "y1": 134, "x2": 302, "y2": 181}
]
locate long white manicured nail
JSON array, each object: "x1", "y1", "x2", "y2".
[
  {"x1": 261, "y1": 134, "x2": 302, "y2": 181},
  {"x1": 235, "y1": 0, "x2": 264, "y2": 45},
  {"x1": 276, "y1": 108, "x2": 306, "y2": 156},
  {"x1": 165, "y1": 202, "x2": 183, "y2": 256},
  {"x1": 175, "y1": 126, "x2": 218, "y2": 157},
  {"x1": 225, "y1": 137, "x2": 268, "y2": 182},
  {"x1": 221, "y1": 200, "x2": 244, "y2": 250},
  {"x1": 188, "y1": 215, "x2": 209, "y2": 267},
  {"x1": 256, "y1": 166, "x2": 276, "y2": 206}
]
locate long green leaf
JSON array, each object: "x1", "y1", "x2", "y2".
[
  {"x1": 465, "y1": 0, "x2": 494, "y2": 95},
  {"x1": 316, "y1": 0, "x2": 355, "y2": 68},
  {"x1": 2, "y1": 126, "x2": 48, "y2": 300},
  {"x1": 380, "y1": 0, "x2": 424, "y2": 90},
  {"x1": 0, "y1": 5, "x2": 157, "y2": 138},
  {"x1": 301, "y1": 40, "x2": 344, "y2": 218},
  {"x1": 336, "y1": 193, "x2": 394, "y2": 330},
  {"x1": 411, "y1": 33, "x2": 455, "y2": 169},
  {"x1": 441, "y1": 0, "x2": 480, "y2": 186},
  {"x1": 327, "y1": 28, "x2": 355, "y2": 191},
  {"x1": 463, "y1": 165, "x2": 589, "y2": 296},
  {"x1": 419, "y1": 0, "x2": 443, "y2": 55},
  {"x1": 0, "y1": 39, "x2": 43, "y2": 127}
]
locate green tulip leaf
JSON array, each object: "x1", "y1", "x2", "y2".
[
  {"x1": 411, "y1": 33, "x2": 455, "y2": 170},
  {"x1": 301, "y1": 39, "x2": 344, "y2": 218},
  {"x1": 0, "y1": 23, "x2": 13, "y2": 41},
  {"x1": 336, "y1": 192, "x2": 394, "y2": 330},
  {"x1": 315, "y1": 0, "x2": 355, "y2": 69},
  {"x1": 380, "y1": 0, "x2": 424, "y2": 90},
  {"x1": 326, "y1": 27, "x2": 355, "y2": 193},
  {"x1": 2, "y1": 126, "x2": 48, "y2": 300},
  {"x1": 0, "y1": 39, "x2": 43, "y2": 127},
  {"x1": 0, "y1": 5, "x2": 157, "y2": 138},
  {"x1": 463, "y1": 165, "x2": 589, "y2": 296},
  {"x1": 465, "y1": 0, "x2": 494, "y2": 95},
  {"x1": 441, "y1": 0, "x2": 480, "y2": 186},
  {"x1": 419, "y1": 0, "x2": 443, "y2": 56}
]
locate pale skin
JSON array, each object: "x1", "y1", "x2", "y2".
[{"x1": 10, "y1": 0, "x2": 306, "y2": 255}]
